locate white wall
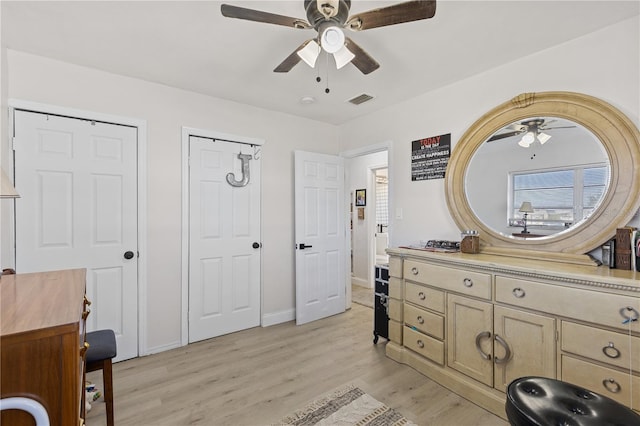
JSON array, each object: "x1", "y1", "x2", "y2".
[
  {"x1": 5, "y1": 50, "x2": 339, "y2": 353},
  {"x1": 347, "y1": 150, "x2": 387, "y2": 288},
  {"x1": 338, "y1": 17, "x2": 640, "y2": 248},
  {"x1": 4, "y1": 15, "x2": 639, "y2": 355}
]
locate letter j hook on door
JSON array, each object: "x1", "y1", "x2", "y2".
[{"x1": 226, "y1": 153, "x2": 253, "y2": 187}]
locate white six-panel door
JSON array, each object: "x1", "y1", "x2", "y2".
[
  {"x1": 13, "y1": 110, "x2": 139, "y2": 361},
  {"x1": 294, "y1": 150, "x2": 345, "y2": 325},
  {"x1": 188, "y1": 136, "x2": 261, "y2": 343}
]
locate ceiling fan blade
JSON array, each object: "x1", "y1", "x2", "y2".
[
  {"x1": 344, "y1": 38, "x2": 380, "y2": 74},
  {"x1": 541, "y1": 126, "x2": 577, "y2": 130},
  {"x1": 273, "y1": 40, "x2": 314, "y2": 73},
  {"x1": 346, "y1": 0, "x2": 436, "y2": 31},
  {"x1": 221, "y1": 4, "x2": 312, "y2": 29},
  {"x1": 487, "y1": 130, "x2": 525, "y2": 142}
]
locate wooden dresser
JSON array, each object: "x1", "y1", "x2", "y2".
[
  {"x1": 1, "y1": 269, "x2": 88, "y2": 426},
  {"x1": 385, "y1": 248, "x2": 640, "y2": 419}
]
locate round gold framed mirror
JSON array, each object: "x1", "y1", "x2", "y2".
[{"x1": 445, "y1": 92, "x2": 640, "y2": 264}]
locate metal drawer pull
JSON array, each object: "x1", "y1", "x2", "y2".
[
  {"x1": 417, "y1": 339, "x2": 424, "y2": 348},
  {"x1": 602, "y1": 342, "x2": 621, "y2": 359},
  {"x1": 602, "y1": 378, "x2": 621, "y2": 393},
  {"x1": 620, "y1": 306, "x2": 639, "y2": 324},
  {"x1": 463, "y1": 278, "x2": 473, "y2": 288},
  {"x1": 512, "y1": 287, "x2": 526, "y2": 298},
  {"x1": 418, "y1": 291, "x2": 426, "y2": 300},
  {"x1": 411, "y1": 267, "x2": 419, "y2": 275},
  {"x1": 494, "y1": 334, "x2": 512, "y2": 364},
  {"x1": 82, "y1": 308, "x2": 91, "y2": 320},
  {"x1": 417, "y1": 316, "x2": 424, "y2": 324},
  {"x1": 475, "y1": 331, "x2": 491, "y2": 360},
  {"x1": 80, "y1": 341, "x2": 90, "y2": 357}
]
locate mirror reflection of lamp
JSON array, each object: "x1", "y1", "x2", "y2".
[{"x1": 519, "y1": 201, "x2": 534, "y2": 234}]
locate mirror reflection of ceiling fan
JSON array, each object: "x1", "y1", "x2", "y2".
[
  {"x1": 220, "y1": 0, "x2": 437, "y2": 75},
  {"x1": 487, "y1": 118, "x2": 576, "y2": 148}
]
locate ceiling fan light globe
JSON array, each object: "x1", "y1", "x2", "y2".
[
  {"x1": 333, "y1": 45, "x2": 355, "y2": 69},
  {"x1": 518, "y1": 137, "x2": 533, "y2": 148},
  {"x1": 537, "y1": 132, "x2": 551, "y2": 145},
  {"x1": 519, "y1": 131, "x2": 535, "y2": 146},
  {"x1": 321, "y1": 26, "x2": 345, "y2": 54},
  {"x1": 297, "y1": 40, "x2": 321, "y2": 68}
]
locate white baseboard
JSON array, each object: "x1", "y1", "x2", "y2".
[
  {"x1": 262, "y1": 308, "x2": 295, "y2": 327},
  {"x1": 351, "y1": 276, "x2": 369, "y2": 288},
  {"x1": 143, "y1": 340, "x2": 182, "y2": 356}
]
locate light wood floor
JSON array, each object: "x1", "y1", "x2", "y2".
[{"x1": 86, "y1": 303, "x2": 508, "y2": 426}]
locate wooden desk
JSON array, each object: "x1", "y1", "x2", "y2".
[{"x1": 1, "y1": 269, "x2": 87, "y2": 426}]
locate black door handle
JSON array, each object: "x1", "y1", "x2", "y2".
[
  {"x1": 299, "y1": 243, "x2": 313, "y2": 250},
  {"x1": 252, "y1": 242, "x2": 261, "y2": 249},
  {"x1": 124, "y1": 251, "x2": 135, "y2": 259}
]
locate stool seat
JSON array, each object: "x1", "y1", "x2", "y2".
[
  {"x1": 506, "y1": 376, "x2": 640, "y2": 426},
  {"x1": 85, "y1": 330, "x2": 117, "y2": 426},
  {"x1": 86, "y1": 329, "x2": 117, "y2": 363}
]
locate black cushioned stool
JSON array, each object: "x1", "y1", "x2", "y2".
[
  {"x1": 86, "y1": 329, "x2": 117, "y2": 426},
  {"x1": 506, "y1": 376, "x2": 640, "y2": 426}
]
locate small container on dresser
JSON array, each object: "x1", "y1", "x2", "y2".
[{"x1": 460, "y1": 230, "x2": 480, "y2": 254}]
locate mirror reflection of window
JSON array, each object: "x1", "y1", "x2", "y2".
[
  {"x1": 465, "y1": 116, "x2": 610, "y2": 237},
  {"x1": 510, "y1": 165, "x2": 609, "y2": 231}
]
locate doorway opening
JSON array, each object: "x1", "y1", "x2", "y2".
[{"x1": 343, "y1": 144, "x2": 390, "y2": 308}]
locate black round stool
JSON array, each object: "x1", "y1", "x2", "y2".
[{"x1": 505, "y1": 376, "x2": 640, "y2": 426}]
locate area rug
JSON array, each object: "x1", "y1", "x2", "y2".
[{"x1": 278, "y1": 384, "x2": 416, "y2": 426}]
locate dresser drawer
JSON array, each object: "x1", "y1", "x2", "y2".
[
  {"x1": 561, "y1": 321, "x2": 640, "y2": 372},
  {"x1": 496, "y1": 276, "x2": 640, "y2": 332},
  {"x1": 404, "y1": 260, "x2": 491, "y2": 299},
  {"x1": 405, "y1": 282, "x2": 445, "y2": 313},
  {"x1": 404, "y1": 304, "x2": 444, "y2": 340},
  {"x1": 404, "y1": 326, "x2": 444, "y2": 365},
  {"x1": 562, "y1": 355, "x2": 640, "y2": 409}
]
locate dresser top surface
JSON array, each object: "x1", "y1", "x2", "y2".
[
  {"x1": 1, "y1": 269, "x2": 86, "y2": 336},
  {"x1": 388, "y1": 247, "x2": 639, "y2": 291}
]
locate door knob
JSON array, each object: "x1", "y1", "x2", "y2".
[
  {"x1": 252, "y1": 242, "x2": 261, "y2": 249},
  {"x1": 124, "y1": 251, "x2": 135, "y2": 259}
]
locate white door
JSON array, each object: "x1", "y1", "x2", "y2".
[
  {"x1": 13, "y1": 110, "x2": 139, "y2": 361},
  {"x1": 188, "y1": 136, "x2": 261, "y2": 343},
  {"x1": 294, "y1": 151, "x2": 345, "y2": 325}
]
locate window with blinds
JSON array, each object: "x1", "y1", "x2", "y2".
[
  {"x1": 511, "y1": 164, "x2": 609, "y2": 229},
  {"x1": 375, "y1": 175, "x2": 388, "y2": 230}
]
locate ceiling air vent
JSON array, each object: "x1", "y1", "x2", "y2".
[{"x1": 347, "y1": 93, "x2": 374, "y2": 105}]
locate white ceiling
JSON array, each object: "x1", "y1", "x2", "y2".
[{"x1": 2, "y1": 1, "x2": 639, "y2": 125}]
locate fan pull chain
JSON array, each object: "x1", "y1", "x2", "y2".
[{"x1": 325, "y1": 53, "x2": 330, "y2": 94}]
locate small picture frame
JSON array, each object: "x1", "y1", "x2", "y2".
[
  {"x1": 355, "y1": 189, "x2": 366, "y2": 206},
  {"x1": 357, "y1": 207, "x2": 365, "y2": 220}
]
